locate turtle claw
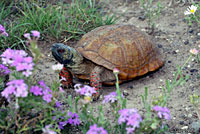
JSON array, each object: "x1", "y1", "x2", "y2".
[
  {"x1": 92, "y1": 88, "x2": 102, "y2": 101},
  {"x1": 60, "y1": 82, "x2": 73, "y2": 89},
  {"x1": 59, "y1": 67, "x2": 73, "y2": 89}
]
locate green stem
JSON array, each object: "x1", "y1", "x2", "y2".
[
  {"x1": 114, "y1": 73, "x2": 123, "y2": 107},
  {"x1": 181, "y1": 54, "x2": 192, "y2": 70}
]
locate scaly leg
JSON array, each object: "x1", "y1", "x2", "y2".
[
  {"x1": 59, "y1": 67, "x2": 73, "y2": 88},
  {"x1": 90, "y1": 66, "x2": 104, "y2": 100}
]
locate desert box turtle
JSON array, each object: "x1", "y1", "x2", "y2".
[{"x1": 51, "y1": 24, "x2": 164, "y2": 98}]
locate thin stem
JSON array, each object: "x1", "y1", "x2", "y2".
[{"x1": 181, "y1": 54, "x2": 192, "y2": 70}]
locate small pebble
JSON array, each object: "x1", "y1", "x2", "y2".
[
  {"x1": 157, "y1": 44, "x2": 162, "y2": 48},
  {"x1": 123, "y1": 90, "x2": 129, "y2": 96},
  {"x1": 181, "y1": 126, "x2": 188, "y2": 130},
  {"x1": 179, "y1": 121, "x2": 184, "y2": 125},
  {"x1": 138, "y1": 16, "x2": 145, "y2": 21},
  {"x1": 190, "y1": 69, "x2": 198, "y2": 73},
  {"x1": 184, "y1": 39, "x2": 189, "y2": 45},
  {"x1": 127, "y1": 85, "x2": 133, "y2": 89},
  {"x1": 185, "y1": 107, "x2": 190, "y2": 111},
  {"x1": 175, "y1": 50, "x2": 179, "y2": 53},
  {"x1": 188, "y1": 29, "x2": 194, "y2": 33},
  {"x1": 170, "y1": 23, "x2": 176, "y2": 26},
  {"x1": 172, "y1": 51, "x2": 177, "y2": 54},
  {"x1": 168, "y1": 60, "x2": 171, "y2": 63},
  {"x1": 188, "y1": 114, "x2": 192, "y2": 118}
]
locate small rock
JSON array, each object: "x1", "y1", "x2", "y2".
[
  {"x1": 188, "y1": 114, "x2": 192, "y2": 118},
  {"x1": 184, "y1": 39, "x2": 189, "y2": 45},
  {"x1": 190, "y1": 69, "x2": 198, "y2": 73},
  {"x1": 123, "y1": 90, "x2": 129, "y2": 96},
  {"x1": 179, "y1": 121, "x2": 184, "y2": 125},
  {"x1": 189, "y1": 29, "x2": 194, "y2": 33},
  {"x1": 127, "y1": 85, "x2": 133, "y2": 89},
  {"x1": 181, "y1": 126, "x2": 188, "y2": 130},
  {"x1": 197, "y1": 33, "x2": 200, "y2": 36},
  {"x1": 175, "y1": 50, "x2": 179, "y2": 53},
  {"x1": 172, "y1": 51, "x2": 177, "y2": 54},
  {"x1": 157, "y1": 44, "x2": 162, "y2": 48},
  {"x1": 138, "y1": 15, "x2": 145, "y2": 21},
  {"x1": 170, "y1": 23, "x2": 176, "y2": 26}
]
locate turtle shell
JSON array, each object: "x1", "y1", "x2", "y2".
[{"x1": 76, "y1": 24, "x2": 163, "y2": 80}]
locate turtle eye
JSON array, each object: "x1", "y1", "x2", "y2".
[{"x1": 58, "y1": 49, "x2": 65, "y2": 53}]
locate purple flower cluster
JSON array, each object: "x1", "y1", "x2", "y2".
[
  {"x1": 118, "y1": 108, "x2": 142, "y2": 134},
  {"x1": 87, "y1": 124, "x2": 108, "y2": 134},
  {"x1": 0, "y1": 64, "x2": 10, "y2": 76},
  {"x1": 54, "y1": 111, "x2": 80, "y2": 130},
  {"x1": 30, "y1": 80, "x2": 53, "y2": 103},
  {"x1": 1, "y1": 79, "x2": 28, "y2": 100},
  {"x1": 74, "y1": 84, "x2": 96, "y2": 97},
  {"x1": 1, "y1": 49, "x2": 34, "y2": 77},
  {"x1": 0, "y1": 24, "x2": 8, "y2": 36},
  {"x1": 153, "y1": 106, "x2": 171, "y2": 120},
  {"x1": 24, "y1": 30, "x2": 40, "y2": 40},
  {"x1": 103, "y1": 92, "x2": 124, "y2": 104}
]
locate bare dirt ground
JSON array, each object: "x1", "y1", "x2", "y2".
[{"x1": 35, "y1": 0, "x2": 200, "y2": 133}]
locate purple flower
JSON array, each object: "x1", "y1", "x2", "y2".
[
  {"x1": 58, "y1": 121, "x2": 67, "y2": 129},
  {"x1": 1, "y1": 79, "x2": 28, "y2": 99},
  {"x1": 24, "y1": 33, "x2": 31, "y2": 40},
  {"x1": 153, "y1": 106, "x2": 171, "y2": 120},
  {"x1": 30, "y1": 80, "x2": 53, "y2": 103},
  {"x1": 103, "y1": 92, "x2": 124, "y2": 103},
  {"x1": 74, "y1": 84, "x2": 96, "y2": 96},
  {"x1": 38, "y1": 80, "x2": 53, "y2": 103},
  {"x1": 30, "y1": 85, "x2": 43, "y2": 96},
  {"x1": 1, "y1": 49, "x2": 34, "y2": 77},
  {"x1": 31, "y1": 30, "x2": 40, "y2": 38},
  {"x1": 1, "y1": 48, "x2": 14, "y2": 64},
  {"x1": 87, "y1": 124, "x2": 108, "y2": 134},
  {"x1": 55, "y1": 101, "x2": 61, "y2": 108},
  {"x1": 0, "y1": 25, "x2": 6, "y2": 32},
  {"x1": 0, "y1": 64, "x2": 10, "y2": 76},
  {"x1": 67, "y1": 112, "x2": 80, "y2": 126},
  {"x1": 118, "y1": 108, "x2": 142, "y2": 133},
  {"x1": 126, "y1": 127, "x2": 135, "y2": 134},
  {"x1": 42, "y1": 89, "x2": 52, "y2": 103},
  {"x1": 0, "y1": 24, "x2": 8, "y2": 37},
  {"x1": 59, "y1": 86, "x2": 64, "y2": 93},
  {"x1": 57, "y1": 111, "x2": 80, "y2": 130}
]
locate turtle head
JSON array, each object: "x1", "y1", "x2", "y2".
[{"x1": 51, "y1": 43, "x2": 83, "y2": 67}]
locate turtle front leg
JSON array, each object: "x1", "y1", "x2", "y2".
[
  {"x1": 90, "y1": 66, "x2": 104, "y2": 100},
  {"x1": 59, "y1": 67, "x2": 73, "y2": 88}
]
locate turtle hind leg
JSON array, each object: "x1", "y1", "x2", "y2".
[
  {"x1": 59, "y1": 67, "x2": 73, "y2": 88},
  {"x1": 90, "y1": 66, "x2": 104, "y2": 100}
]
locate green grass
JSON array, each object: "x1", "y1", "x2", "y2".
[
  {"x1": 64, "y1": 0, "x2": 117, "y2": 40},
  {"x1": 0, "y1": 1, "x2": 13, "y2": 24},
  {"x1": 0, "y1": 0, "x2": 117, "y2": 51}
]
